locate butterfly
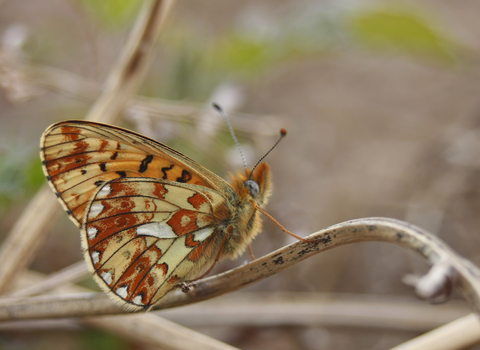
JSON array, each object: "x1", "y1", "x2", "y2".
[{"x1": 40, "y1": 114, "x2": 293, "y2": 311}]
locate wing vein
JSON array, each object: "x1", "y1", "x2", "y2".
[{"x1": 148, "y1": 233, "x2": 217, "y2": 304}]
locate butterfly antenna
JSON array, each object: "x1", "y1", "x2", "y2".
[
  {"x1": 249, "y1": 128, "x2": 287, "y2": 179},
  {"x1": 212, "y1": 103, "x2": 247, "y2": 171}
]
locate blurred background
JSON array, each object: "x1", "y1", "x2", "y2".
[{"x1": 1, "y1": 0, "x2": 480, "y2": 349}]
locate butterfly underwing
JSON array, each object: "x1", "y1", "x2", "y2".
[{"x1": 41, "y1": 120, "x2": 273, "y2": 311}]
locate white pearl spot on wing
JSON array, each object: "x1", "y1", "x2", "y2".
[
  {"x1": 87, "y1": 226, "x2": 98, "y2": 240},
  {"x1": 91, "y1": 251, "x2": 100, "y2": 264},
  {"x1": 101, "y1": 271, "x2": 113, "y2": 285},
  {"x1": 193, "y1": 227, "x2": 214, "y2": 242},
  {"x1": 133, "y1": 294, "x2": 143, "y2": 305},
  {"x1": 137, "y1": 222, "x2": 178, "y2": 239},
  {"x1": 89, "y1": 203, "x2": 105, "y2": 218},
  {"x1": 116, "y1": 285, "x2": 128, "y2": 299},
  {"x1": 98, "y1": 184, "x2": 112, "y2": 197}
]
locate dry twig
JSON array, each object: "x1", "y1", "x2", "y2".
[
  {"x1": 390, "y1": 314, "x2": 480, "y2": 350},
  {"x1": 157, "y1": 293, "x2": 471, "y2": 331},
  {"x1": 8, "y1": 261, "x2": 88, "y2": 298},
  {"x1": 85, "y1": 0, "x2": 175, "y2": 124},
  {"x1": 0, "y1": 292, "x2": 470, "y2": 332},
  {"x1": 1, "y1": 218, "x2": 479, "y2": 349},
  {"x1": 1, "y1": 61, "x2": 283, "y2": 137},
  {"x1": 0, "y1": 0, "x2": 174, "y2": 294},
  {"x1": 1, "y1": 217, "x2": 479, "y2": 320},
  {"x1": 4, "y1": 268, "x2": 237, "y2": 349}
]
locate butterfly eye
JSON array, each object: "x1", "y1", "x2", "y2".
[{"x1": 244, "y1": 180, "x2": 260, "y2": 198}]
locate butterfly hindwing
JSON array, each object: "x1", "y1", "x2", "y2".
[
  {"x1": 83, "y1": 177, "x2": 226, "y2": 310},
  {"x1": 41, "y1": 120, "x2": 232, "y2": 227}
]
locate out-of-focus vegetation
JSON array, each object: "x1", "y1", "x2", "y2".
[
  {"x1": 0, "y1": 1, "x2": 458, "y2": 214},
  {"x1": 0, "y1": 147, "x2": 44, "y2": 210},
  {"x1": 349, "y1": 6, "x2": 458, "y2": 63},
  {"x1": 146, "y1": 4, "x2": 459, "y2": 100},
  {"x1": 76, "y1": 0, "x2": 143, "y2": 28},
  {"x1": 0, "y1": 0, "x2": 478, "y2": 349}
]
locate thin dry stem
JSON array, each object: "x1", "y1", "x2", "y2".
[
  {"x1": 5, "y1": 269, "x2": 237, "y2": 350},
  {"x1": 1, "y1": 218, "x2": 479, "y2": 320},
  {"x1": 85, "y1": 313, "x2": 239, "y2": 350},
  {"x1": 156, "y1": 293, "x2": 471, "y2": 332},
  {"x1": 4, "y1": 62, "x2": 282, "y2": 137},
  {"x1": 8, "y1": 261, "x2": 88, "y2": 298},
  {"x1": 390, "y1": 314, "x2": 480, "y2": 350},
  {"x1": 0, "y1": 0, "x2": 174, "y2": 294},
  {"x1": 0, "y1": 293, "x2": 470, "y2": 332},
  {"x1": 0, "y1": 187, "x2": 62, "y2": 293},
  {"x1": 86, "y1": 0, "x2": 175, "y2": 124}
]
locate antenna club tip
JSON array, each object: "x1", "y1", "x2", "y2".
[
  {"x1": 280, "y1": 128, "x2": 287, "y2": 136},
  {"x1": 212, "y1": 102, "x2": 222, "y2": 111}
]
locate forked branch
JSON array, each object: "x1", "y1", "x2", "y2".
[{"x1": 0, "y1": 217, "x2": 479, "y2": 321}]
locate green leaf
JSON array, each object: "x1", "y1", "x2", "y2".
[
  {"x1": 214, "y1": 35, "x2": 273, "y2": 75},
  {"x1": 76, "y1": 0, "x2": 143, "y2": 28},
  {"x1": 0, "y1": 149, "x2": 45, "y2": 211},
  {"x1": 349, "y1": 6, "x2": 457, "y2": 63},
  {"x1": 79, "y1": 329, "x2": 130, "y2": 350},
  {"x1": 25, "y1": 158, "x2": 46, "y2": 193}
]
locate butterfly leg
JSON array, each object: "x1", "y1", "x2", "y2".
[
  {"x1": 248, "y1": 244, "x2": 256, "y2": 260},
  {"x1": 256, "y1": 206, "x2": 317, "y2": 243}
]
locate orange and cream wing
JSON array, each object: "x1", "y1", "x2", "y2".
[
  {"x1": 40, "y1": 120, "x2": 232, "y2": 228},
  {"x1": 83, "y1": 177, "x2": 226, "y2": 311}
]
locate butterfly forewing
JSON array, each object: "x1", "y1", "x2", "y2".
[
  {"x1": 82, "y1": 177, "x2": 225, "y2": 310},
  {"x1": 40, "y1": 120, "x2": 242, "y2": 310},
  {"x1": 41, "y1": 121, "x2": 231, "y2": 227}
]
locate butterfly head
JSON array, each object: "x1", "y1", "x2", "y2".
[{"x1": 231, "y1": 162, "x2": 273, "y2": 208}]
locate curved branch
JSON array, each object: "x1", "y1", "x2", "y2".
[{"x1": 0, "y1": 217, "x2": 479, "y2": 321}]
